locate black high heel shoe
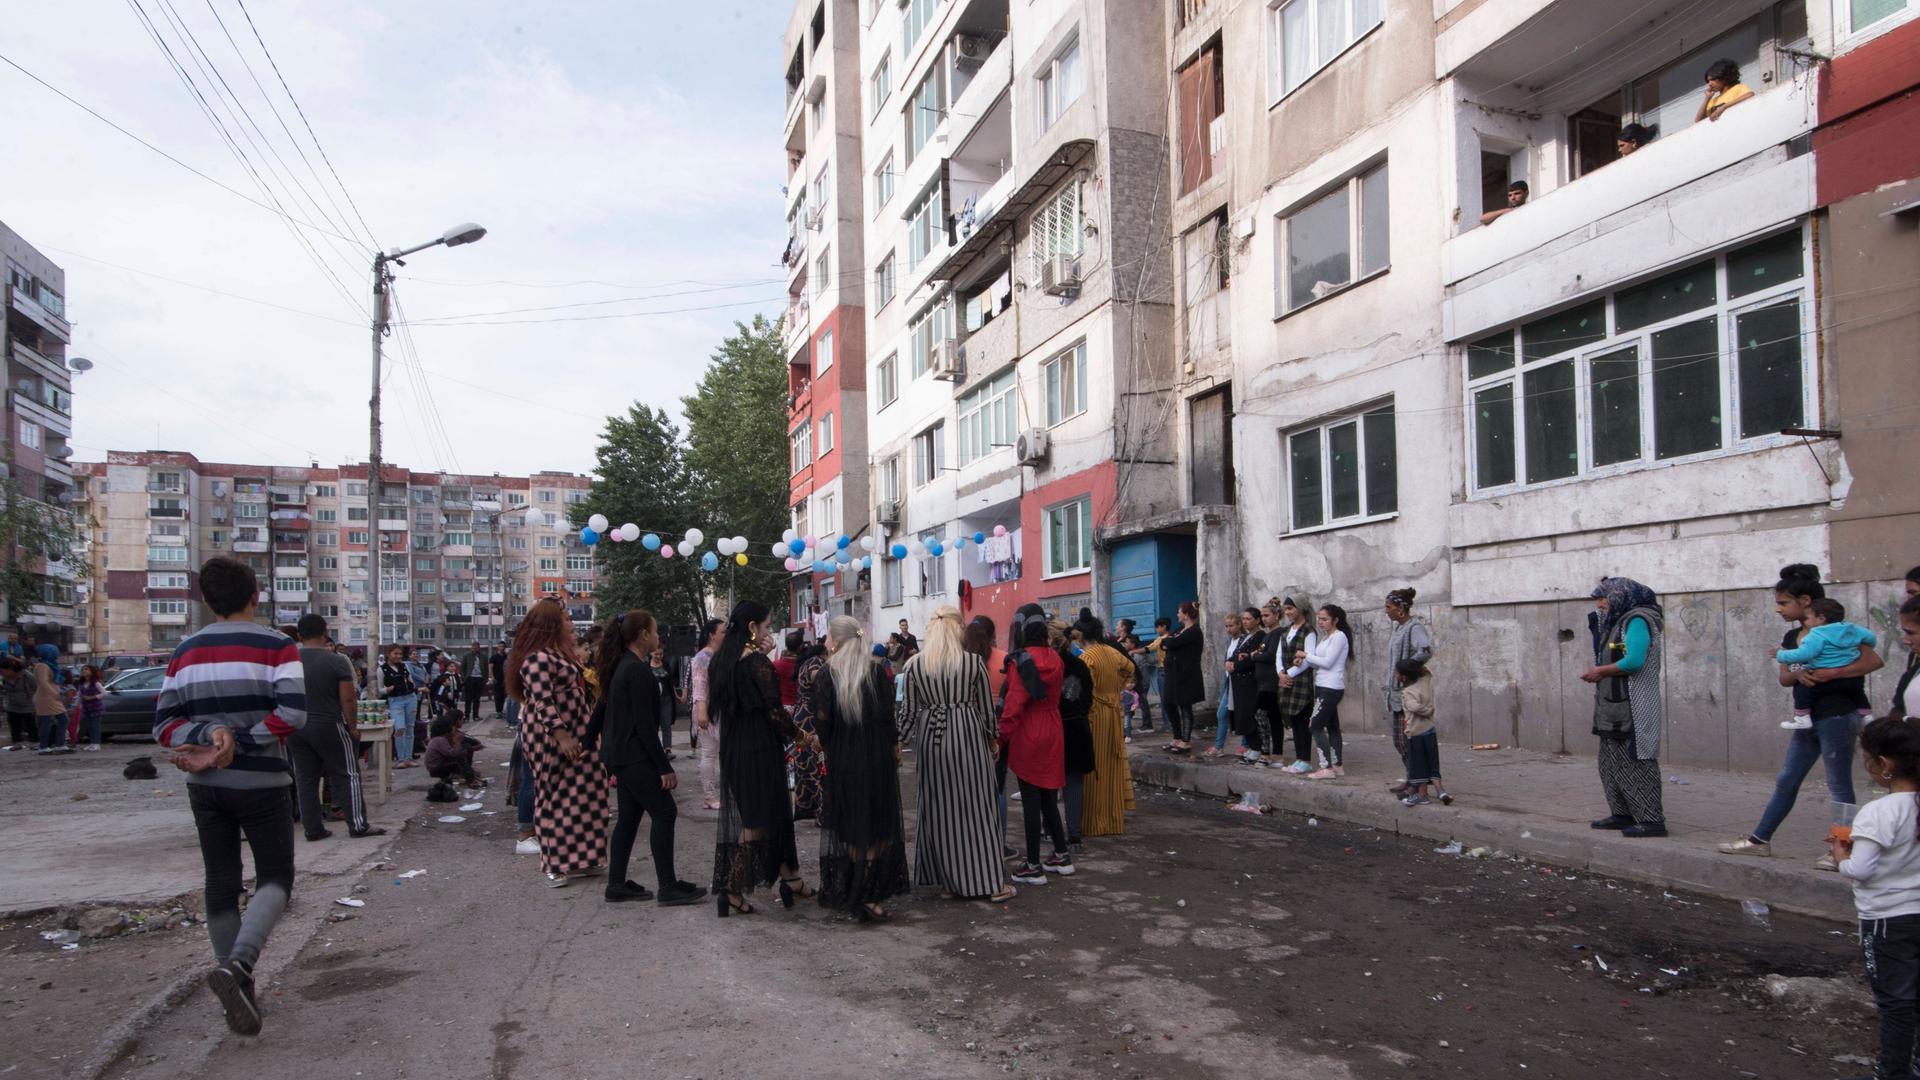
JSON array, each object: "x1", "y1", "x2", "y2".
[
  {"x1": 854, "y1": 902, "x2": 891, "y2": 924},
  {"x1": 717, "y1": 892, "x2": 754, "y2": 918},
  {"x1": 777, "y1": 876, "x2": 815, "y2": 909}
]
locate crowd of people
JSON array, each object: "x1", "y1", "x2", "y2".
[{"x1": 1, "y1": 636, "x2": 108, "y2": 755}]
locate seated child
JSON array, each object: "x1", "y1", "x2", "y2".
[
  {"x1": 1777, "y1": 597, "x2": 1876, "y2": 730},
  {"x1": 1397, "y1": 658, "x2": 1452, "y2": 807},
  {"x1": 423, "y1": 713, "x2": 484, "y2": 786}
]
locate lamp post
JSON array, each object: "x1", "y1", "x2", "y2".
[
  {"x1": 369, "y1": 223, "x2": 485, "y2": 681},
  {"x1": 474, "y1": 502, "x2": 545, "y2": 642}
]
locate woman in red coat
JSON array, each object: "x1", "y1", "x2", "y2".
[{"x1": 1001, "y1": 620, "x2": 1072, "y2": 885}]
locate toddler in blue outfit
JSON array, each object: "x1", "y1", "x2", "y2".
[{"x1": 1777, "y1": 597, "x2": 1876, "y2": 730}]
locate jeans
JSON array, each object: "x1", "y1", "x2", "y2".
[
  {"x1": 36, "y1": 713, "x2": 65, "y2": 750},
  {"x1": 1213, "y1": 695, "x2": 1232, "y2": 751},
  {"x1": 608, "y1": 762, "x2": 678, "y2": 891},
  {"x1": 1018, "y1": 779, "x2": 1068, "y2": 864},
  {"x1": 387, "y1": 694, "x2": 418, "y2": 761},
  {"x1": 8, "y1": 711, "x2": 33, "y2": 744},
  {"x1": 511, "y1": 733, "x2": 536, "y2": 829},
  {"x1": 80, "y1": 710, "x2": 101, "y2": 746},
  {"x1": 1753, "y1": 712, "x2": 1859, "y2": 843},
  {"x1": 188, "y1": 784, "x2": 294, "y2": 970},
  {"x1": 1863, "y1": 914, "x2": 1920, "y2": 1080}
]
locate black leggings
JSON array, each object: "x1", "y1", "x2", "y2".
[
  {"x1": 1163, "y1": 702, "x2": 1193, "y2": 742},
  {"x1": 1309, "y1": 688, "x2": 1345, "y2": 768},
  {"x1": 1018, "y1": 779, "x2": 1068, "y2": 864},
  {"x1": 609, "y1": 763, "x2": 678, "y2": 891},
  {"x1": 1287, "y1": 702, "x2": 1312, "y2": 762}
]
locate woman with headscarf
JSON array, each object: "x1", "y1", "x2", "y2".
[
  {"x1": 1075, "y1": 609, "x2": 1137, "y2": 837},
  {"x1": 1272, "y1": 596, "x2": 1318, "y2": 772},
  {"x1": 1580, "y1": 577, "x2": 1668, "y2": 838},
  {"x1": 1383, "y1": 587, "x2": 1435, "y2": 795},
  {"x1": 811, "y1": 615, "x2": 908, "y2": 922},
  {"x1": 506, "y1": 597, "x2": 609, "y2": 886},
  {"x1": 710, "y1": 601, "x2": 818, "y2": 916},
  {"x1": 899, "y1": 606, "x2": 1014, "y2": 903},
  {"x1": 788, "y1": 636, "x2": 830, "y2": 822},
  {"x1": 1158, "y1": 602, "x2": 1205, "y2": 754}
]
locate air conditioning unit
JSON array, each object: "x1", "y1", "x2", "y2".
[
  {"x1": 929, "y1": 339, "x2": 964, "y2": 381},
  {"x1": 875, "y1": 500, "x2": 901, "y2": 526},
  {"x1": 953, "y1": 35, "x2": 991, "y2": 69},
  {"x1": 1040, "y1": 254, "x2": 1082, "y2": 296},
  {"x1": 1016, "y1": 428, "x2": 1050, "y2": 466}
]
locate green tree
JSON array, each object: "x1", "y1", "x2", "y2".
[
  {"x1": 570, "y1": 405, "x2": 708, "y2": 627},
  {"x1": 682, "y1": 314, "x2": 791, "y2": 625},
  {"x1": 0, "y1": 476, "x2": 84, "y2": 625}
]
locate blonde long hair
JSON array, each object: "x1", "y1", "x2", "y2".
[
  {"x1": 913, "y1": 605, "x2": 969, "y2": 680},
  {"x1": 826, "y1": 615, "x2": 875, "y2": 722}
]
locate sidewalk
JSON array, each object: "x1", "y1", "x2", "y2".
[{"x1": 1127, "y1": 733, "x2": 1854, "y2": 920}]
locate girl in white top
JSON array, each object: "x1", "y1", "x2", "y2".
[
  {"x1": 1834, "y1": 714, "x2": 1920, "y2": 1080},
  {"x1": 1287, "y1": 605, "x2": 1352, "y2": 778}
]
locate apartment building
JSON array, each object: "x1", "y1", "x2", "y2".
[
  {"x1": 2, "y1": 220, "x2": 82, "y2": 646},
  {"x1": 782, "y1": 0, "x2": 875, "y2": 626},
  {"x1": 77, "y1": 451, "x2": 597, "y2": 657},
  {"x1": 1170, "y1": 0, "x2": 1918, "y2": 771},
  {"x1": 853, "y1": 0, "x2": 1182, "y2": 639}
]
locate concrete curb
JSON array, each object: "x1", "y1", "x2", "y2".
[{"x1": 1130, "y1": 755, "x2": 1854, "y2": 922}]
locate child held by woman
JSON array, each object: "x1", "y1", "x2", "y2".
[
  {"x1": 1778, "y1": 597, "x2": 1877, "y2": 730},
  {"x1": 1832, "y1": 715, "x2": 1920, "y2": 1080}
]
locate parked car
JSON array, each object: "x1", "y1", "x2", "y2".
[{"x1": 99, "y1": 666, "x2": 165, "y2": 741}]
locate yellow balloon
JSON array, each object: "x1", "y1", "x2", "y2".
[{"x1": 734, "y1": 553, "x2": 748, "y2": 566}]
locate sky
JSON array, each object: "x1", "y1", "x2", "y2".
[{"x1": 2, "y1": 0, "x2": 790, "y2": 477}]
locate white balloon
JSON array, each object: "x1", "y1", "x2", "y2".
[
  {"x1": 909, "y1": 539, "x2": 927, "y2": 557},
  {"x1": 619, "y1": 523, "x2": 640, "y2": 543},
  {"x1": 770, "y1": 541, "x2": 787, "y2": 557},
  {"x1": 683, "y1": 528, "x2": 704, "y2": 549},
  {"x1": 717, "y1": 537, "x2": 733, "y2": 556},
  {"x1": 733, "y1": 536, "x2": 748, "y2": 553},
  {"x1": 782, "y1": 528, "x2": 798, "y2": 543},
  {"x1": 860, "y1": 535, "x2": 876, "y2": 552},
  {"x1": 522, "y1": 508, "x2": 546, "y2": 528},
  {"x1": 587, "y1": 513, "x2": 609, "y2": 534}
]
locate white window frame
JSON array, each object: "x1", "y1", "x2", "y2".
[
  {"x1": 876, "y1": 352, "x2": 899, "y2": 408},
  {"x1": 956, "y1": 368, "x2": 1018, "y2": 465},
  {"x1": 911, "y1": 423, "x2": 945, "y2": 487},
  {"x1": 146, "y1": 545, "x2": 190, "y2": 564},
  {"x1": 907, "y1": 65, "x2": 947, "y2": 164},
  {"x1": 1267, "y1": 0, "x2": 1384, "y2": 103},
  {"x1": 907, "y1": 182, "x2": 945, "y2": 268},
  {"x1": 1843, "y1": 0, "x2": 1918, "y2": 39},
  {"x1": 902, "y1": 0, "x2": 941, "y2": 56},
  {"x1": 1283, "y1": 401, "x2": 1398, "y2": 533},
  {"x1": 814, "y1": 247, "x2": 832, "y2": 297},
  {"x1": 818, "y1": 492, "x2": 837, "y2": 536},
  {"x1": 1043, "y1": 495, "x2": 1092, "y2": 578},
  {"x1": 1043, "y1": 341, "x2": 1089, "y2": 427},
  {"x1": 1275, "y1": 159, "x2": 1389, "y2": 315},
  {"x1": 881, "y1": 555, "x2": 904, "y2": 607},
  {"x1": 148, "y1": 599, "x2": 190, "y2": 615},
  {"x1": 908, "y1": 297, "x2": 952, "y2": 378},
  {"x1": 819, "y1": 412, "x2": 835, "y2": 455},
  {"x1": 791, "y1": 420, "x2": 815, "y2": 473},
  {"x1": 869, "y1": 53, "x2": 891, "y2": 121},
  {"x1": 1463, "y1": 224, "x2": 1815, "y2": 497},
  {"x1": 874, "y1": 251, "x2": 897, "y2": 309},
  {"x1": 146, "y1": 572, "x2": 188, "y2": 589},
  {"x1": 873, "y1": 152, "x2": 895, "y2": 216},
  {"x1": 18, "y1": 420, "x2": 39, "y2": 450},
  {"x1": 1038, "y1": 33, "x2": 1084, "y2": 131},
  {"x1": 1029, "y1": 180, "x2": 1084, "y2": 280},
  {"x1": 878, "y1": 455, "x2": 901, "y2": 503}
]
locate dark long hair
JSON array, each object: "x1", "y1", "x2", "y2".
[
  {"x1": 593, "y1": 610, "x2": 655, "y2": 688},
  {"x1": 964, "y1": 616, "x2": 997, "y2": 662},
  {"x1": 1861, "y1": 715, "x2": 1920, "y2": 842},
  {"x1": 1320, "y1": 604, "x2": 1353, "y2": 640},
  {"x1": 1775, "y1": 563, "x2": 1824, "y2": 601},
  {"x1": 505, "y1": 598, "x2": 573, "y2": 702},
  {"x1": 708, "y1": 600, "x2": 768, "y2": 721}
]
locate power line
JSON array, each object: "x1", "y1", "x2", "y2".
[
  {"x1": 0, "y1": 50, "x2": 359, "y2": 243},
  {"x1": 41, "y1": 244, "x2": 362, "y2": 326}
]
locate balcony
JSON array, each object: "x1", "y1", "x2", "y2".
[
  {"x1": 146, "y1": 503, "x2": 187, "y2": 519},
  {"x1": 146, "y1": 531, "x2": 188, "y2": 547},
  {"x1": 231, "y1": 539, "x2": 269, "y2": 554},
  {"x1": 945, "y1": 32, "x2": 1010, "y2": 159},
  {"x1": 475, "y1": 589, "x2": 505, "y2": 603},
  {"x1": 377, "y1": 518, "x2": 409, "y2": 533},
  {"x1": 150, "y1": 609, "x2": 190, "y2": 626},
  {"x1": 145, "y1": 479, "x2": 185, "y2": 494},
  {"x1": 9, "y1": 286, "x2": 70, "y2": 343},
  {"x1": 931, "y1": 138, "x2": 1096, "y2": 284},
  {"x1": 9, "y1": 340, "x2": 67, "y2": 384},
  {"x1": 379, "y1": 588, "x2": 410, "y2": 602}
]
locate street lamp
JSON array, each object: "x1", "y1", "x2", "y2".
[{"x1": 368, "y1": 223, "x2": 486, "y2": 680}]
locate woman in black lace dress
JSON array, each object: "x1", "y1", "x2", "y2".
[
  {"x1": 711, "y1": 601, "x2": 819, "y2": 916},
  {"x1": 812, "y1": 615, "x2": 909, "y2": 922}
]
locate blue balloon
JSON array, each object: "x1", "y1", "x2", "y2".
[
  {"x1": 890, "y1": 543, "x2": 908, "y2": 560},
  {"x1": 836, "y1": 535, "x2": 851, "y2": 549},
  {"x1": 836, "y1": 549, "x2": 852, "y2": 564},
  {"x1": 580, "y1": 527, "x2": 599, "y2": 545},
  {"x1": 700, "y1": 551, "x2": 719, "y2": 572},
  {"x1": 641, "y1": 533, "x2": 661, "y2": 551},
  {"x1": 814, "y1": 559, "x2": 835, "y2": 574},
  {"x1": 861, "y1": 556, "x2": 873, "y2": 570},
  {"x1": 954, "y1": 536, "x2": 968, "y2": 550},
  {"x1": 973, "y1": 531, "x2": 987, "y2": 544},
  {"x1": 788, "y1": 539, "x2": 808, "y2": 558},
  {"x1": 929, "y1": 542, "x2": 945, "y2": 557}
]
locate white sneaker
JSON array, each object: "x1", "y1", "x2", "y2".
[
  {"x1": 82, "y1": 744, "x2": 101, "y2": 752},
  {"x1": 1780, "y1": 716, "x2": 1812, "y2": 730},
  {"x1": 514, "y1": 837, "x2": 539, "y2": 856}
]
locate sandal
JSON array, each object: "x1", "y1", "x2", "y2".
[
  {"x1": 717, "y1": 892, "x2": 756, "y2": 918},
  {"x1": 988, "y1": 886, "x2": 1017, "y2": 904},
  {"x1": 1166, "y1": 744, "x2": 1191, "y2": 755},
  {"x1": 778, "y1": 876, "x2": 816, "y2": 909},
  {"x1": 855, "y1": 902, "x2": 892, "y2": 924}
]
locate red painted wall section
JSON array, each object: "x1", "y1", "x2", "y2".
[
  {"x1": 955, "y1": 461, "x2": 1119, "y2": 633},
  {"x1": 1816, "y1": 20, "x2": 1920, "y2": 206}
]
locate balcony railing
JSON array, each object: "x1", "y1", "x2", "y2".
[{"x1": 146, "y1": 480, "x2": 185, "y2": 494}]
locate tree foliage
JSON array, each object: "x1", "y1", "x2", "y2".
[
  {"x1": 683, "y1": 315, "x2": 791, "y2": 626},
  {"x1": 0, "y1": 477, "x2": 84, "y2": 623},
  {"x1": 571, "y1": 404, "x2": 708, "y2": 627}
]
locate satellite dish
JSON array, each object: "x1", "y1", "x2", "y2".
[{"x1": 68, "y1": 357, "x2": 94, "y2": 372}]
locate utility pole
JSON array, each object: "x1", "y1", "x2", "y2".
[{"x1": 368, "y1": 253, "x2": 392, "y2": 676}]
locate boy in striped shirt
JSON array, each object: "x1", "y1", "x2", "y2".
[{"x1": 153, "y1": 557, "x2": 307, "y2": 1036}]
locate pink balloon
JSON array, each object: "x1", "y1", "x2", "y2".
[
  {"x1": 783, "y1": 557, "x2": 800, "y2": 572},
  {"x1": 802, "y1": 534, "x2": 817, "y2": 548},
  {"x1": 993, "y1": 524, "x2": 1008, "y2": 537},
  {"x1": 606, "y1": 531, "x2": 622, "y2": 543},
  {"x1": 660, "y1": 544, "x2": 676, "y2": 559}
]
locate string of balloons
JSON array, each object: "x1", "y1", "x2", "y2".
[{"x1": 576, "y1": 513, "x2": 1015, "y2": 579}]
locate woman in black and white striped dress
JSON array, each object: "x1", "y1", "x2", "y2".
[{"x1": 898, "y1": 606, "x2": 1016, "y2": 903}]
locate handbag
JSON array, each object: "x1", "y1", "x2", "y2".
[{"x1": 1591, "y1": 637, "x2": 1633, "y2": 739}]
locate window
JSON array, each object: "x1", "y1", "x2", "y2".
[
  {"x1": 147, "y1": 545, "x2": 189, "y2": 563},
  {"x1": 147, "y1": 572, "x2": 188, "y2": 589},
  {"x1": 347, "y1": 506, "x2": 369, "y2": 521},
  {"x1": 236, "y1": 503, "x2": 265, "y2": 519},
  {"x1": 1848, "y1": 0, "x2": 1915, "y2": 34},
  {"x1": 1286, "y1": 403, "x2": 1397, "y2": 529},
  {"x1": 874, "y1": 252, "x2": 897, "y2": 309},
  {"x1": 1465, "y1": 228, "x2": 1810, "y2": 493},
  {"x1": 912, "y1": 423, "x2": 945, "y2": 486},
  {"x1": 566, "y1": 554, "x2": 592, "y2": 571},
  {"x1": 509, "y1": 537, "x2": 527, "y2": 550},
  {"x1": 445, "y1": 531, "x2": 472, "y2": 546},
  {"x1": 1044, "y1": 496, "x2": 1092, "y2": 576},
  {"x1": 791, "y1": 420, "x2": 815, "y2": 472},
  {"x1": 819, "y1": 412, "x2": 835, "y2": 455},
  {"x1": 881, "y1": 556, "x2": 904, "y2": 607},
  {"x1": 908, "y1": 299, "x2": 953, "y2": 377},
  {"x1": 348, "y1": 531, "x2": 369, "y2": 545},
  {"x1": 907, "y1": 183, "x2": 945, "y2": 268},
  {"x1": 878, "y1": 455, "x2": 901, "y2": 503},
  {"x1": 792, "y1": 499, "x2": 810, "y2": 541},
  {"x1": 1038, "y1": 34, "x2": 1084, "y2": 130},
  {"x1": 1178, "y1": 46, "x2": 1226, "y2": 195},
  {"x1": 1030, "y1": 180, "x2": 1084, "y2": 280},
  {"x1": 506, "y1": 492, "x2": 526, "y2": 505},
  {"x1": 313, "y1": 484, "x2": 336, "y2": 497},
  {"x1": 565, "y1": 579, "x2": 592, "y2": 594},
  {"x1": 902, "y1": 0, "x2": 940, "y2": 53},
  {"x1": 18, "y1": 420, "x2": 39, "y2": 450},
  {"x1": 809, "y1": 89, "x2": 826, "y2": 133},
  {"x1": 962, "y1": 267, "x2": 1013, "y2": 331},
  {"x1": 918, "y1": 530, "x2": 948, "y2": 596},
  {"x1": 539, "y1": 535, "x2": 557, "y2": 549},
  {"x1": 869, "y1": 53, "x2": 891, "y2": 121},
  {"x1": 814, "y1": 247, "x2": 832, "y2": 297},
  {"x1": 817, "y1": 329, "x2": 834, "y2": 373},
  {"x1": 1278, "y1": 160, "x2": 1388, "y2": 313},
  {"x1": 316, "y1": 508, "x2": 337, "y2": 523},
  {"x1": 1044, "y1": 342, "x2": 1089, "y2": 425},
  {"x1": 317, "y1": 580, "x2": 339, "y2": 594},
  {"x1": 957, "y1": 369, "x2": 1018, "y2": 464},
  {"x1": 872, "y1": 153, "x2": 895, "y2": 215},
  {"x1": 818, "y1": 493, "x2": 837, "y2": 536},
  {"x1": 416, "y1": 557, "x2": 436, "y2": 572},
  {"x1": 539, "y1": 491, "x2": 555, "y2": 503},
  {"x1": 1268, "y1": 0, "x2": 1383, "y2": 100},
  {"x1": 416, "y1": 580, "x2": 439, "y2": 595},
  {"x1": 908, "y1": 66, "x2": 947, "y2": 163},
  {"x1": 318, "y1": 556, "x2": 338, "y2": 570},
  {"x1": 149, "y1": 600, "x2": 189, "y2": 616},
  {"x1": 314, "y1": 532, "x2": 337, "y2": 548}
]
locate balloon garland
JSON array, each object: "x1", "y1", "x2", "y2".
[{"x1": 568, "y1": 515, "x2": 1016, "y2": 578}]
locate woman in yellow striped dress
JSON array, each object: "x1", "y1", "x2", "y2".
[{"x1": 1074, "y1": 610, "x2": 1136, "y2": 837}]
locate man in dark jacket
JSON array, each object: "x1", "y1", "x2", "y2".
[{"x1": 487, "y1": 644, "x2": 507, "y2": 717}]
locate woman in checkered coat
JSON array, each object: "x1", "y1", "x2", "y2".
[{"x1": 506, "y1": 598, "x2": 609, "y2": 884}]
